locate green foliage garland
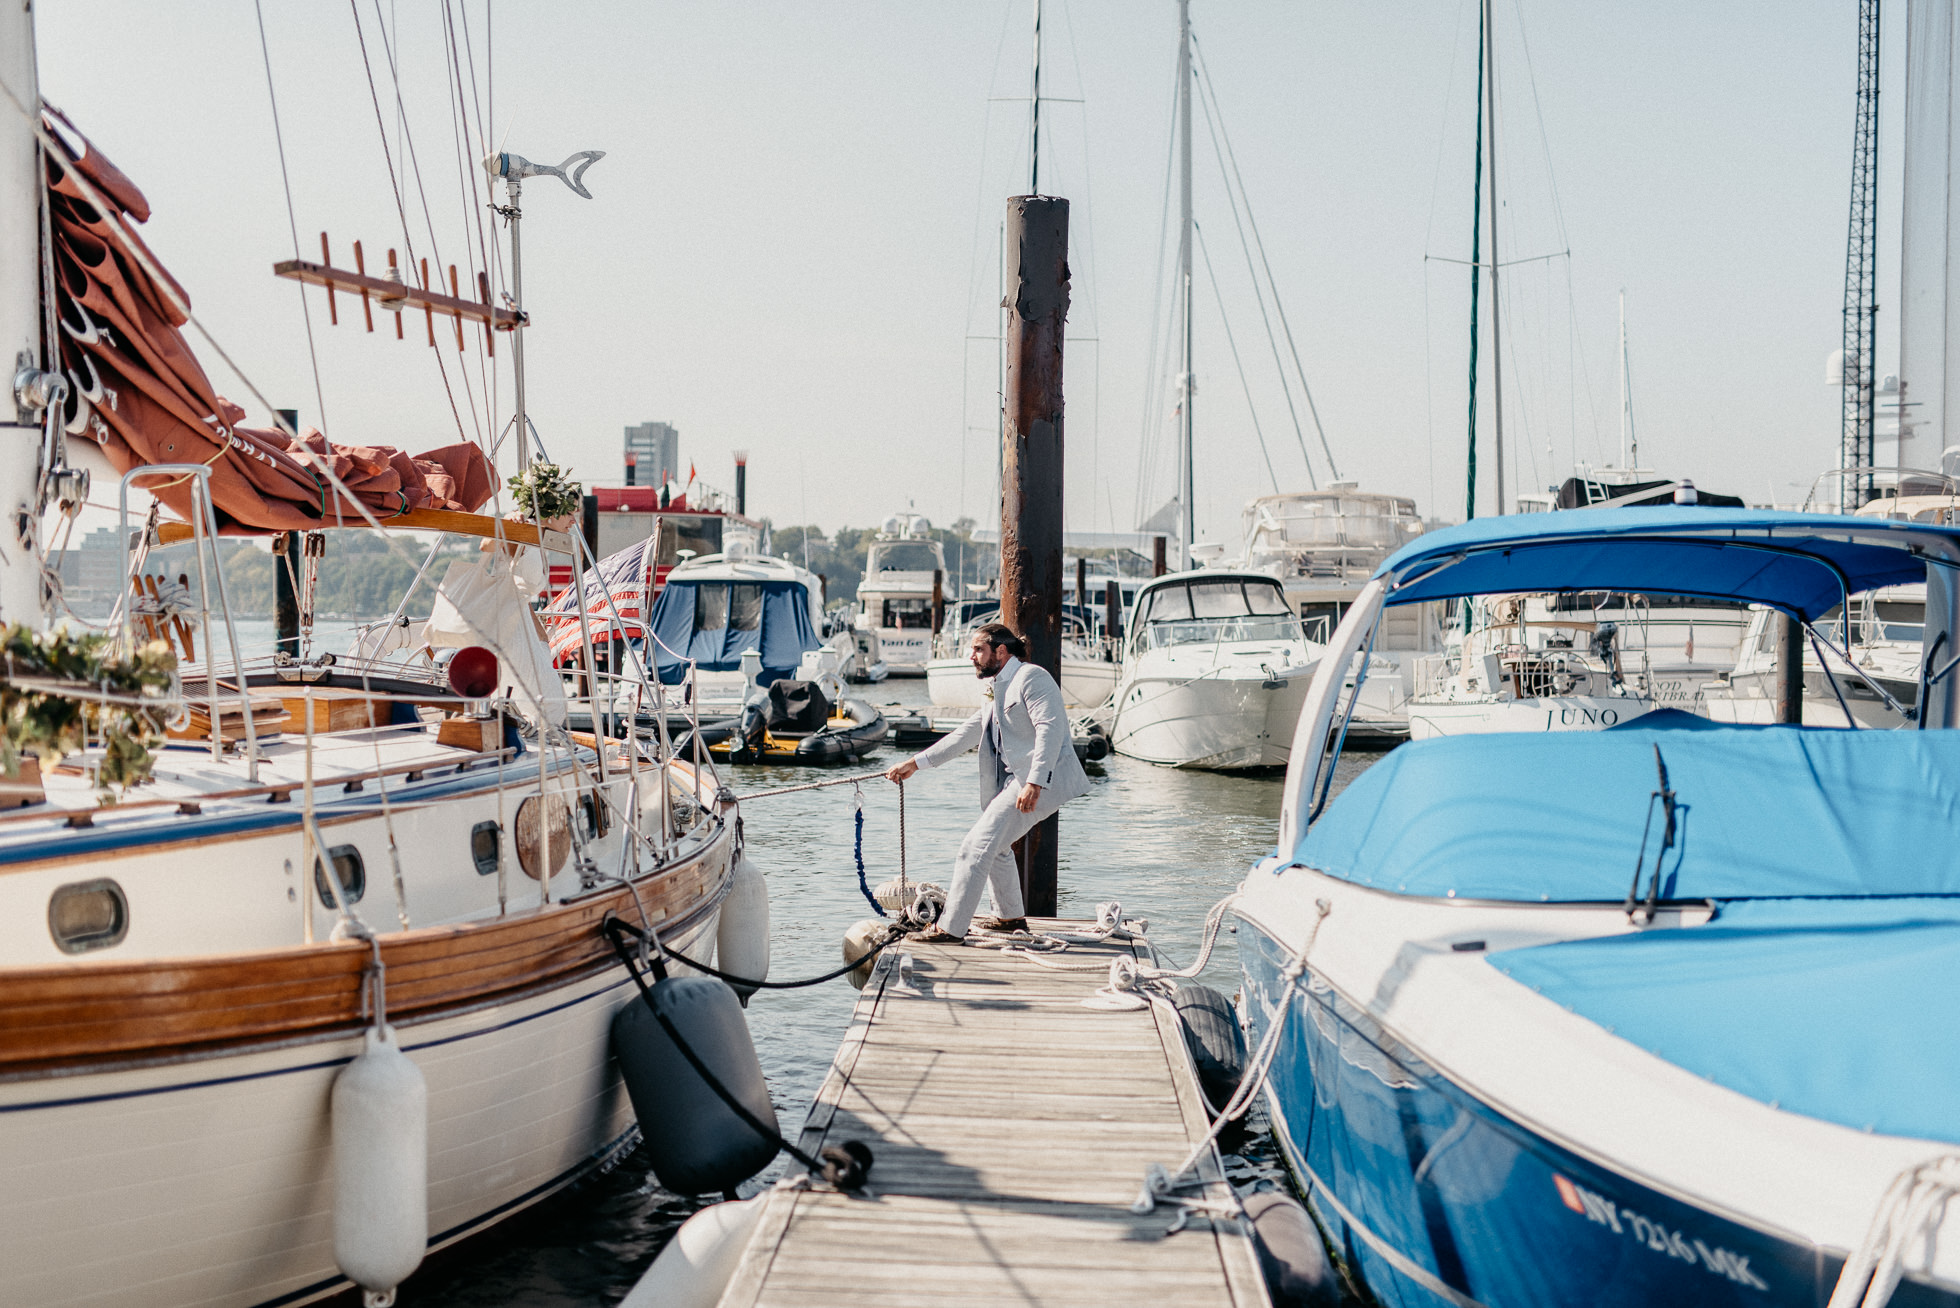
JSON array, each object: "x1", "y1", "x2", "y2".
[
  {"x1": 507, "y1": 460, "x2": 583, "y2": 522},
  {"x1": 0, "y1": 624, "x2": 178, "y2": 795}
]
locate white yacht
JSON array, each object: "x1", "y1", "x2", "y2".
[
  {"x1": 851, "y1": 514, "x2": 944, "y2": 676},
  {"x1": 924, "y1": 597, "x2": 1118, "y2": 710},
  {"x1": 1238, "y1": 486, "x2": 1439, "y2": 743},
  {"x1": 638, "y1": 541, "x2": 856, "y2": 719},
  {"x1": 1407, "y1": 592, "x2": 1658, "y2": 738},
  {"x1": 1106, "y1": 571, "x2": 1321, "y2": 769}
]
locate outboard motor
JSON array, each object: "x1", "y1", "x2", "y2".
[{"x1": 1590, "y1": 620, "x2": 1622, "y2": 686}]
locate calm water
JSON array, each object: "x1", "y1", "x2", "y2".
[{"x1": 381, "y1": 677, "x2": 1383, "y2": 1305}]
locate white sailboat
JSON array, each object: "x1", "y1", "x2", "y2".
[{"x1": 0, "y1": 18, "x2": 756, "y2": 1307}]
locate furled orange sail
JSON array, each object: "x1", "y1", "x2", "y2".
[{"x1": 43, "y1": 107, "x2": 494, "y2": 533}]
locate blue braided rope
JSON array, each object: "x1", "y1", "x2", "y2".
[{"x1": 854, "y1": 803, "x2": 885, "y2": 916}]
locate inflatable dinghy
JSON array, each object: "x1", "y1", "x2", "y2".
[{"x1": 710, "y1": 680, "x2": 888, "y2": 764}]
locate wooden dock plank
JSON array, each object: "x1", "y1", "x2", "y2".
[{"x1": 718, "y1": 921, "x2": 1269, "y2": 1308}]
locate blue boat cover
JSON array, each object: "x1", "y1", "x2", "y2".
[
  {"x1": 644, "y1": 579, "x2": 821, "y2": 686},
  {"x1": 1298, "y1": 719, "x2": 1960, "y2": 900},
  {"x1": 1372, "y1": 507, "x2": 1957, "y2": 620},
  {"x1": 1490, "y1": 899, "x2": 1960, "y2": 1144}
]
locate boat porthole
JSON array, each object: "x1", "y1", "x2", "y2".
[
  {"x1": 470, "y1": 820, "x2": 501, "y2": 876},
  {"x1": 514, "y1": 795, "x2": 572, "y2": 881},
  {"x1": 48, "y1": 878, "x2": 128, "y2": 954},
  {"x1": 314, "y1": 845, "x2": 366, "y2": 909}
]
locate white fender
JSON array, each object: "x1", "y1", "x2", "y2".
[
  {"x1": 332, "y1": 1026, "x2": 428, "y2": 1306},
  {"x1": 717, "y1": 853, "x2": 770, "y2": 1005},
  {"x1": 843, "y1": 917, "x2": 889, "y2": 990},
  {"x1": 621, "y1": 1196, "x2": 763, "y2": 1308}
]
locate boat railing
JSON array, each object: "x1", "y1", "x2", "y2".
[{"x1": 115, "y1": 464, "x2": 261, "y2": 781}]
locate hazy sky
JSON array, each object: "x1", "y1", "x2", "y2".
[{"x1": 33, "y1": 1, "x2": 1892, "y2": 546}]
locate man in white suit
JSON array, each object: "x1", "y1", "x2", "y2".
[{"x1": 884, "y1": 621, "x2": 1091, "y2": 942}]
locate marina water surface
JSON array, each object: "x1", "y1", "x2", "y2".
[{"x1": 404, "y1": 677, "x2": 1382, "y2": 1305}]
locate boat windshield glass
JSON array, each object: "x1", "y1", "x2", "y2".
[
  {"x1": 869, "y1": 541, "x2": 944, "y2": 573},
  {"x1": 1138, "y1": 580, "x2": 1302, "y2": 647}
]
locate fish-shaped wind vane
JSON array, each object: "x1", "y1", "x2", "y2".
[{"x1": 481, "y1": 150, "x2": 606, "y2": 199}]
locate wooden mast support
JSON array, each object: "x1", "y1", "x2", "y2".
[{"x1": 999, "y1": 193, "x2": 1069, "y2": 919}]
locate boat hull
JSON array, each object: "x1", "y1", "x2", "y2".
[
  {"x1": 925, "y1": 656, "x2": 1118, "y2": 711},
  {"x1": 0, "y1": 802, "x2": 733, "y2": 1308},
  {"x1": 1109, "y1": 670, "x2": 1312, "y2": 770},
  {"x1": 1406, "y1": 694, "x2": 1653, "y2": 740},
  {"x1": 1236, "y1": 920, "x2": 1955, "y2": 1308}
]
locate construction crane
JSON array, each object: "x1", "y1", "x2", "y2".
[{"x1": 1841, "y1": 0, "x2": 1881, "y2": 510}]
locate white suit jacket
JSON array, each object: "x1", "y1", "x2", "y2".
[{"x1": 914, "y1": 657, "x2": 1092, "y2": 807}]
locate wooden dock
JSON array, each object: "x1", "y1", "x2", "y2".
[{"x1": 719, "y1": 919, "x2": 1270, "y2": 1307}]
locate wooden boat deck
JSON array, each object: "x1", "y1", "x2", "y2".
[{"x1": 719, "y1": 920, "x2": 1269, "y2": 1307}]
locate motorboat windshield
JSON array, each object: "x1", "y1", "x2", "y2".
[
  {"x1": 866, "y1": 540, "x2": 945, "y2": 575},
  {"x1": 1134, "y1": 576, "x2": 1303, "y2": 649}
]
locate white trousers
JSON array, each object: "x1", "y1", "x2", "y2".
[{"x1": 941, "y1": 784, "x2": 1065, "y2": 937}]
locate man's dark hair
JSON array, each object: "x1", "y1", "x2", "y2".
[{"x1": 973, "y1": 621, "x2": 1029, "y2": 660}]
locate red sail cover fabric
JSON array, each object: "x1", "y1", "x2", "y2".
[{"x1": 43, "y1": 108, "x2": 493, "y2": 533}]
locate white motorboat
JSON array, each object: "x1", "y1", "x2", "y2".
[
  {"x1": 851, "y1": 514, "x2": 944, "y2": 676},
  {"x1": 847, "y1": 623, "x2": 890, "y2": 683},
  {"x1": 1106, "y1": 571, "x2": 1321, "y2": 769},
  {"x1": 1236, "y1": 505, "x2": 1960, "y2": 1308},
  {"x1": 1706, "y1": 588, "x2": 1923, "y2": 728},
  {"x1": 1238, "y1": 485, "x2": 1438, "y2": 743},
  {"x1": 1406, "y1": 592, "x2": 1656, "y2": 738},
  {"x1": 925, "y1": 598, "x2": 1118, "y2": 710}
]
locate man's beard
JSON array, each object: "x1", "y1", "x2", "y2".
[{"x1": 974, "y1": 655, "x2": 1004, "y2": 679}]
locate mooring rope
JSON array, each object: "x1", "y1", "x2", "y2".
[{"x1": 731, "y1": 769, "x2": 889, "y2": 801}]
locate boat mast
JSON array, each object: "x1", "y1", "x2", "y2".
[
  {"x1": 1464, "y1": 0, "x2": 1485, "y2": 522},
  {"x1": 1619, "y1": 289, "x2": 1637, "y2": 469},
  {"x1": 1030, "y1": 0, "x2": 1042, "y2": 194},
  {"x1": 1177, "y1": 0, "x2": 1195, "y2": 568},
  {"x1": 507, "y1": 176, "x2": 529, "y2": 470},
  {"x1": 1484, "y1": 0, "x2": 1505, "y2": 515},
  {"x1": 1, "y1": 2, "x2": 53, "y2": 627}
]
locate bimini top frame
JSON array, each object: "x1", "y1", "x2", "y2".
[{"x1": 1272, "y1": 508, "x2": 1960, "y2": 864}]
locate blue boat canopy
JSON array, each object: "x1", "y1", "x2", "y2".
[
  {"x1": 1491, "y1": 899, "x2": 1960, "y2": 1145},
  {"x1": 1373, "y1": 507, "x2": 1960, "y2": 620},
  {"x1": 1299, "y1": 717, "x2": 1960, "y2": 901},
  {"x1": 644, "y1": 578, "x2": 821, "y2": 686}
]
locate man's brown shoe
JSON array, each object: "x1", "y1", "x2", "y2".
[
  {"x1": 975, "y1": 916, "x2": 1029, "y2": 933},
  {"x1": 907, "y1": 925, "x2": 965, "y2": 944}
]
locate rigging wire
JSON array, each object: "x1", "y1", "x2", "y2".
[
  {"x1": 251, "y1": 0, "x2": 330, "y2": 438},
  {"x1": 441, "y1": 1, "x2": 498, "y2": 452},
  {"x1": 959, "y1": 0, "x2": 1019, "y2": 529},
  {"x1": 1134, "y1": 52, "x2": 1182, "y2": 534},
  {"x1": 1195, "y1": 222, "x2": 1280, "y2": 493},
  {"x1": 1056, "y1": 0, "x2": 1102, "y2": 535},
  {"x1": 371, "y1": 0, "x2": 485, "y2": 446},
  {"x1": 348, "y1": 0, "x2": 472, "y2": 444},
  {"x1": 1191, "y1": 33, "x2": 1336, "y2": 486}
]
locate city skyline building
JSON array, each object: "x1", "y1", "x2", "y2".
[{"x1": 623, "y1": 421, "x2": 679, "y2": 488}]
